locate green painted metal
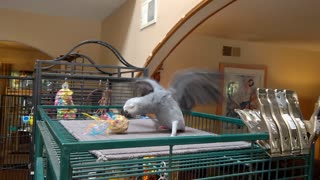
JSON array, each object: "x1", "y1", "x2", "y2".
[
  {"x1": 35, "y1": 157, "x2": 44, "y2": 180},
  {"x1": 37, "y1": 121, "x2": 60, "y2": 180},
  {"x1": 37, "y1": 106, "x2": 66, "y2": 145},
  {"x1": 34, "y1": 105, "x2": 314, "y2": 180},
  {"x1": 62, "y1": 133, "x2": 268, "y2": 152},
  {"x1": 308, "y1": 144, "x2": 315, "y2": 180},
  {"x1": 184, "y1": 111, "x2": 245, "y2": 125}
]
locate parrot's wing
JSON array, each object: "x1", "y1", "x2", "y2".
[
  {"x1": 168, "y1": 69, "x2": 223, "y2": 111},
  {"x1": 134, "y1": 78, "x2": 164, "y2": 96}
]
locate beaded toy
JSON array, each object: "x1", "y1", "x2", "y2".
[
  {"x1": 83, "y1": 112, "x2": 128, "y2": 135},
  {"x1": 54, "y1": 81, "x2": 77, "y2": 119}
]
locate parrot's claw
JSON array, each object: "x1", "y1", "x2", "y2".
[{"x1": 171, "y1": 121, "x2": 178, "y2": 136}]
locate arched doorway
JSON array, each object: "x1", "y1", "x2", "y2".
[
  {"x1": 145, "y1": 0, "x2": 320, "y2": 172},
  {"x1": 0, "y1": 40, "x2": 52, "y2": 71}
]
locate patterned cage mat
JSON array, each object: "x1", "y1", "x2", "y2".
[{"x1": 59, "y1": 119, "x2": 251, "y2": 161}]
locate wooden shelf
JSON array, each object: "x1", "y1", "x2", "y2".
[{"x1": 5, "y1": 88, "x2": 32, "y2": 96}]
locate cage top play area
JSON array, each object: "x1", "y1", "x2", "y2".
[{"x1": 32, "y1": 40, "x2": 318, "y2": 180}]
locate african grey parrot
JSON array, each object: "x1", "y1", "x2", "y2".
[{"x1": 123, "y1": 70, "x2": 223, "y2": 136}]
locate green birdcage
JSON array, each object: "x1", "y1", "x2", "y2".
[
  {"x1": 34, "y1": 105, "x2": 314, "y2": 180},
  {"x1": 32, "y1": 41, "x2": 315, "y2": 180}
]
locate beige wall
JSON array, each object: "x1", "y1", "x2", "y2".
[
  {"x1": 161, "y1": 34, "x2": 320, "y2": 118},
  {"x1": 0, "y1": 47, "x2": 52, "y2": 71},
  {"x1": 101, "y1": 0, "x2": 202, "y2": 67},
  {"x1": 0, "y1": 8, "x2": 101, "y2": 62},
  {"x1": 1, "y1": 2, "x2": 317, "y2": 117}
]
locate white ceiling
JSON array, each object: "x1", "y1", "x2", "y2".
[
  {"x1": 195, "y1": 0, "x2": 320, "y2": 51},
  {"x1": 0, "y1": 0, "x2": 127, "y2": 21},
  {"x1": 2, "y1": 0, "x2": 320, "y2": 52},
  {"x1": 0, "y1": 0, "x2": 127, "y2": 51}
]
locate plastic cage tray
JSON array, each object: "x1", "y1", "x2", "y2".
[{"x1": 34, "y1": 105, "x2": 314, "y2": 180}]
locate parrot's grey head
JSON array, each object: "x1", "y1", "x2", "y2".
[{"x1": 123, "y1": 97, "x2": 144, "y2": 117}]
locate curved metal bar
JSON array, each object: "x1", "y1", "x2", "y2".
[
  {"x1": 41, "y1": 52, "x2": 113, "y2": 75},
  {"x1": 41, "y1": 52, "x2": 144, "y2": 77},
  {"x1": 49, "y1": 40, "x2": 137, "y2": 68},
  {"x1": 73, "y1": 53, "x2": 113, "y2": 75}
]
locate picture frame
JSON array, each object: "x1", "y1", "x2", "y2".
[{"x1": 217, "y1": 63, "x2": 267, "y2": 119}]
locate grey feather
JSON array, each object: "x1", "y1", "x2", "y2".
[
  {"x1": 169, "y1": 70, "x2": 223, "y2": 111},
  {"x1": 123, "y1": 69, "x2": 223, "y2": 136},
  {"x1": 134, "y1": 78, "x2": 163, "y2": 96}
]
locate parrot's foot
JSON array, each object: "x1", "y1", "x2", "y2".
[{"x1": 159, "y1": 126, "x2": 169, "y2": 130}]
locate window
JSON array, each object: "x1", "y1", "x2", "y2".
[{"x1": 140, "y1": 0, "x2": 157, "y2": 30}]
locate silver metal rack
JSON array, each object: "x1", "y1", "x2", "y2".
[{"x1": 236, "y1": 88, "x2": 320, "y2": 157}]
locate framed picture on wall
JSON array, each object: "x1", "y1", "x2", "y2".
[{"x1": 217, "y1": 63, "x2": 267, "y2": 119}]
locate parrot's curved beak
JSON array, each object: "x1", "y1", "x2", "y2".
[{"x1": 121, "y1": 109, "x2": 132, "y2": 118}]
